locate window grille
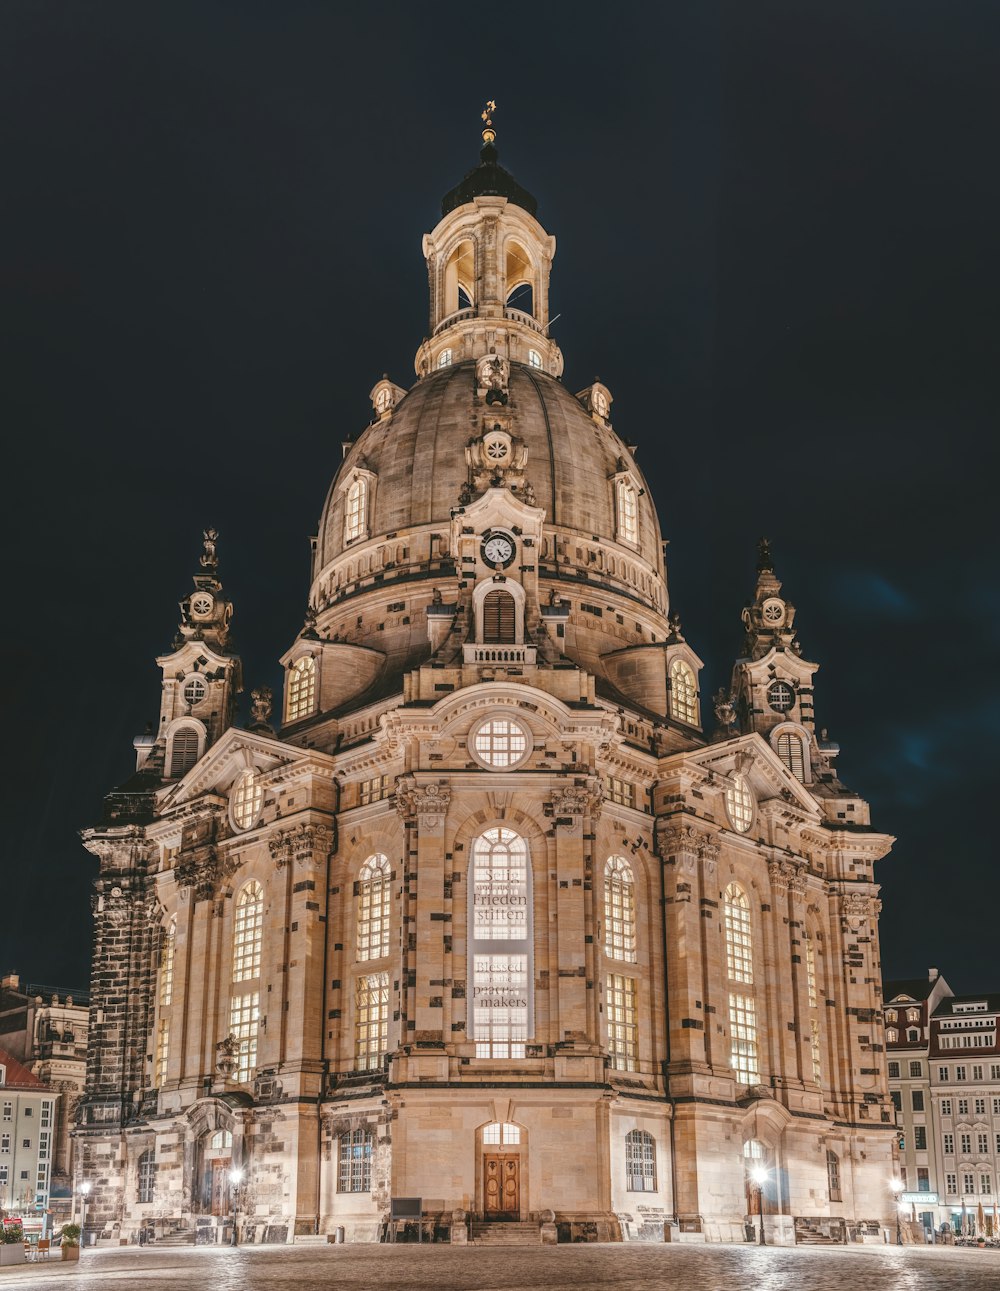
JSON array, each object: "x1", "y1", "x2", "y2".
[
  {"x1": 482, "y1": 1122, "x2": 520, "y2": 1145},
  {"x1": 155, "y1": 1019, "x2": 169, "y2": 1086},
  {"x1": 604, "y1": 775, "x2": 634, "y2": 808},
  {"x1": 729, "y1": 993, "x2": 760, "y2": 1085},
  {"x1": 137, "y1": 1149, "x2": 155, "y2": 1205},
  {"x1": 357, "y1": 855, "x2": 391, "y2": 960},
  {"x1": 359, "y1": 774, "x2": 391, "y2": 805},
  {"x1": 604, "y1": 856, "x2": 636, "y2": 962},
  {"x1": 473, "y1": 718, "x2": 528, "y2": 768},
  {"x1": 606, "y1": 974, "x2": 638, "y2": 1072},
  {"x1": 229, "y1": 992, "x2": 259, "y2": 1083},
  {"x1": 344, "y1": 477, "x2": 367, "y2": 543},
  {"x1": 337, "y1": 1128, "x2": 372, "y2": 1193},
  {"x1": 159, "y1": 920, "x2": 176, "y2": 1007},
  {"x1": 286, "y1": 656, "x2": 316, "y2": 722},
  {"x1": 233, "y1": 882, "x2": 264, "y2": 981},
  {"x1": 669, "y1": 659, "x2": 698, "y2": 725},
  {"x1": 625, "y1": 1130, "x2": 656, "y2": 1191},
  {"x1": 355, "y1": 972, "x2": 389, "y2": 1068},
  {"x1": 616, "y1": 479, "x2": 638, "y2": 545},
  {"x1": 767, "y1": 680, "x2": 795, "y2": 712},
  {"x1": 183, "y1": 677, "x2": 206, "y2": 706},
  {"x1": 827, "y1": 1150, "x2": 842, "y2": 1202},
  {"x1": 724, "y1": 884, "x2": 753, "y2": 984},
  {"x1": 725, "y1": 775, "x2": 754, "y2": 833},
  {"x1": 231, "y1": 771, "x2": 263, "y2": 831}
]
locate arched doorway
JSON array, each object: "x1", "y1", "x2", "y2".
[
  {"x1": 479, "y1": 1121, "x2": 525, "y2": 1221},
  {"x1": 196, "y1": 1129, "x2": 233, "y2": 1216}
]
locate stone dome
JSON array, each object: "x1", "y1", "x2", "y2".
[{"x1": 315, "y1": 360, "x2": 666, "y2": 589}]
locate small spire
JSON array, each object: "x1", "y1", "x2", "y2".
[{"x1": 481, "y1": 98, "x2": 497, "y2": 145}]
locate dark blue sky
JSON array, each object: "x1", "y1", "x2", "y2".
[{"x1": 2, "y1": 1, "x2": 997, "y2": 992}]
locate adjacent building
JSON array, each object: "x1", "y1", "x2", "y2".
[
  {"x1": 77, "y1": 123, "x2": 898, "y2": 1246},
  {"x1": 0, "y1": 1047, "x2": 58, "y2": 1216}
]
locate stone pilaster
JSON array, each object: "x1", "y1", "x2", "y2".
[{"x1": 395, "y1": 778, "x2": 451, "y2": 1047}]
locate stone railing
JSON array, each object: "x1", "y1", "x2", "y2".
[{"x1": 463, "y1": 643, "x2": 537, "y2": 665}]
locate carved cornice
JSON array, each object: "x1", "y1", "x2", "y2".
[
  {"x1": 268, "y1": 822, "x2": 336, "y2": 872},
  {"x1": 395, "y1": 777, "x2": 451, "y2": 828},
  {"x1": 839, "y1": 890, "x2": 883, "y2": 931},
  {"x1": 767, "y1": 857, "x2": 807, "y2": 895},
  {"x1": 548, "y1": 777, "x2": 603, "y2": 822}
]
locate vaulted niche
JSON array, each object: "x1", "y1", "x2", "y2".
[
  {"x1": 444, "y1": 239, "x2": 475, "y2": 316},
  {"x1": 468, "y1": 827, "x2": 534, "y2": 1058},
  {"x1": 505, "y1": 240, "x2": 534, "y2": 316}
]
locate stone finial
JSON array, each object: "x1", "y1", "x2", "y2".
[
  {"x1": 757, "y1": 535, "x2": 773, "y2": 574},
  {"x1": 200, "y1": 527, "x2": 219, "y2": 573},
  {"x1": 712, "y1": 688, "x2": 737, "y2": 737},
  {"x1": 302, "y1": 603, "x2": 319, "y2": 639},
  {"x1": 250, "y1": 686, "x2": 272, "y2": 725}
]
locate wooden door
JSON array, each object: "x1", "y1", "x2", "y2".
[
  {"x1": 484, "y1": 1154, "x2": 520, "y2": 1220},
  {"x1": 210, "y1": 1163, "x2": 230, "y2": 1217}
]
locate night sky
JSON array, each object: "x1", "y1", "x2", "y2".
[{"x1": 2, "y1": 3, "x2": 996, "y2": 994}]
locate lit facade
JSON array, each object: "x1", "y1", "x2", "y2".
[{"x1": 77, "y1": 130, "x2": 898, "y2": 1246}]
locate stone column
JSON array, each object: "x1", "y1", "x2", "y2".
[
  {"x1": 548, "y1": 779, "x2": 602, "y2": 1050},
  {"x1": 656, "y1": 821, "x2": 711, "y2": 1082}
]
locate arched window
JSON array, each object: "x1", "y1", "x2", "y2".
[
  {"x1": 357, "y1": 855, "x2": 391, "y2": 961},
  {"x1": 209, "y1": 1130, "x2": 232, "y2": 1151},
  {"x1": 231, "y1": 770, "x2": 263, "y2": 831},
  {"x1": 724, "y1": 884, "x2": 753, "y2": 984},
  {"x1": 169, "y1": 727, "x2": 199, "y2": 778},
  {"x1": 604, "y1": 856, "x2": 636, "y2": 962},
  {"x1": 886, "y1": 1028, "x2": 898, "y2": 1043},
  {"x1": 806, "y1": 938, "x2": 822, "y2": 1084},
  {"x1": 482, "y1": 589, "x2": 516, "y2": 643},
  {"x1": 437, "y1": 348, "x2": 453, "y2": 369},
  {"x1": 470, "y1": 828, "x2": 532, "y2": 1058},
  {"x1": 776, "y1": 732, "x2": 806, "y2": 781},
  {"x1": 344, "y1": 477, "x2": 367, "y2": 544},
  {"x1": 669, "y1": 659, "x2": 698, "y2": 725},
  {"x1": 286, "y1": 656, "x2": 316, "y2": 722},
  {"x1": 233, "y1": 882, "x2": 263, "y2": 981},
  {"x1": 527, "y1": 348, "x2": 542, "y2": 369},
  {"x1": 483, "y1": 1122, "x2": 520, "y2": 1145},
  {"x1": 744, "y1": 1139, "x2": 771, "y2": 1214},
  {"x1": 616, "y1": 479, "x2": 638, "y2": 546},
  {"x1": 625, "y1": 1129, "x2": 656, "y2": 1192},
  {"x1": 137, "y1": 1148, "x2": 155, "y2": 1204},
  {"x1": 725, "y1": 774, "x2": 754, "y2": 833},
  {"x1": 159, "y1": 920, "x2": 176, "y2": 1007},
  {"x1": 907, "y1": 1028, "x2": 919, "y2": 1043},
  {"x1": 827, "y1": 1150, "x2": 842, "y2": 1202}
]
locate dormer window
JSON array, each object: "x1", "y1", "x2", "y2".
[
  {"x1": 527, "y1": 348, "x2": 542, "y2": 369},
  {"x1": 887, "y1": 1028, "x2": 898, "y2": 1043},
  {"x1": 669, "y1": 658, "x2": 698, "y2": 725},
  {"x1": 776, "y1": 731, "x2": 806, "y2": 781},
  {"x1": 616, "y1": 478, "x2": 638, "y2": 547},
  {"x1": 168, "y1": 725, "x2": 200, "y2": 778},
  {"x1": 345, "y1": 477, "x2": 367, "y2": 544},
  {"x1": 286, "y1": 656, "x2": 317, "y2": 723},
  {"x1": 437, "y1": 348, "x2": 453, "y2": 369}
]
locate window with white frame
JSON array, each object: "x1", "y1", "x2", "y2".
[
  {"x1": 961, "y1": 1133, "x2": 972, "y2": 1154},
  {"x1": 944, "y1": 1133, "x2": 954, "y2": 1154},
  {"x1": 606, "y1": 974, "x2": 638, "y2": 1072},
  {"x1": 233, "y1": 882, "x2": 264, "y2": 981},
  {"x1": 725, "y1": 774, "x2": 754, "y2": 833},
  {"x1": 469, "y1": 828, "x2": 532, "y2": 1058},
  {"x1": 669, "y1": 658, "x2": 698, "y2": 725},
  {"x1": 964, "y1": 1172, "x2": 975, "y2": 1194},
  {"x1": 355, "y1": 972, "x2": 389, "y2": 1069},
  {"x1": 482, "y1": 1122, "x2": 520, "y2": 1145},
  {"x1": 437, "y1": 348, "x2": 453, "y2": 369},
  {"x1": 625, "y1": 1129, "x2": 656, "y2": 1191},
  {"x1": 729, "y1": 994, "x2": 760, "y2": 1085},
  {"x1": 946, "y1": 1173, "x2": 957, "y2": 1195},
  {"x1": 471, "y1": 716, "x2": 529, "y2": 768},
  {"x1": 616, "y1": 478, "x2": 638, "y2": 546},
  {"x1": 337, "y1": 1128, "x2": 372, "y2": 1192},
  {"x1": 286, "y1": 656, "x2": 317, "y2": 722},
  {"x1": 231, "y1": 771, "x2": 264, "y2": 831},
  {"x1": 527, "y1": 349, "x2": 542, "y2": 368},
  {"x1": 344, "y1": 476, "x2": 368, "y2": 544},
  {"x1": 776, "y1": 732, "x2": 806, "y2": 781},
  {"x1": 229, "y1": 992, "x2": 259, "y2": 1083},
  {"x1": 604, "y1": 856, "x2": 636, "y2": 962},
  {"x1": 357, "y1": 855, "x2": 391, "y2": 961}
]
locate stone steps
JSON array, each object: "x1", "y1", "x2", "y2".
[
  {"x1": 470, "y1": 1221, "x2": 541, "y2": 1245},
  {"x1": 156, "y1": 1229, "x2": 196, "y2": 1246}
]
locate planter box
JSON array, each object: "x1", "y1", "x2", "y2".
[
  {"x1": 0, "y1": 1245, "x2": 27, "y2": 1267},
  {"x1": 61, "y1": 1245, "x2": 81, "y2": 1261}
]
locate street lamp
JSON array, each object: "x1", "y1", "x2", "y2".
[
  {"x1": 890, "y1": 1178, "x2": 903, "y2": 1245},
  {"x1": 79, "y1": 1180, "x2": 92, "y2": 1250},
  {"x1": 750, "y1": 1166, "x2": 769, "y2": 1246},
  {"x1": 228, "y1": 1168, "x2": 244, "y2": 1247}
]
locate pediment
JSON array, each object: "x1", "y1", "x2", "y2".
[
  {"x1": 158, "y1": 726, "x2": 332, "y2": 812},
  {"x1": 694, "y1": 733, "x2": 821, "y2": 819}
]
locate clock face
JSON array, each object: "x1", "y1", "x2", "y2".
[
  {"x1": 482, "y1": 532, "x2": 515, "y2": 568},
  {"x1": 191, "y1": 593, "x2": 214, "y2": 619},
  {"x1": 375, "y1": 388, "x2": 391, "y2": 412}
]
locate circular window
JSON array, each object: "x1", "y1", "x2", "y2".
[
  {"x1": 231, "y1": 771, "x2": 264, "y2": 831},
  {"x1": 469, "y1": 716, "x2": 531, "y2": 769},
  {"x1": 725, "y1": 774, "x2": 755, "y2": 834},
  {"x1": 767, "y1": 680, "x2": 795, "y2": 713},
  {"x1": 190, "y1": 593, "x2": 214, "y2": 619},
  {"x1": 761, "y1": 598, "x2": 785, "y2": 625},
  {"x1": 485, "y1": 435, "x2": 509, "y2": 461},
  {"x1": 183, "y1": 677, "x2": 207, "y2": 706}
]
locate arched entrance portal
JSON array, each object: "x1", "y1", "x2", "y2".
[
  {"x1": 479, "y1": 1121, "x2": 525, "y2": 1221},
  {"x1": 197, "y1": 1129, "x2": 233, "y2": 1216}
]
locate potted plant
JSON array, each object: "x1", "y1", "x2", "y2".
[
  {"x1": 1, "y1": 1218, "x2": 26, "y2": 1267},
  {"x1": 61, "y1": 1223, "x2": 82, "y2": 1262}
]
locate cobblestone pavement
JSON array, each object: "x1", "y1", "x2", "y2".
[{"x1": 2, "y1": 1244, "x2": 1000, "y2": 1291}]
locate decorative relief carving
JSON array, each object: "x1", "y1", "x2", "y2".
[
  {"x1": 840, "y1": 891, "x2": 882, "y2": 931},
  {"x1": 215, "y1": 1034, "x2": 238, "y2": 1077},
  {"x1": 548, "y1": 777, "x2": 603, "y2": 822},
  {"x1": 268, "y1": 822, "x2": 336, "y2": 872},
  {"x1": 395, "y1": 777, "x2": 451, "y2": 829},
  {"x1": 768, "y1": 857, "x2": 807, "y2": 895}
]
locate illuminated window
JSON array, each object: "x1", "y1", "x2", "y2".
[
  {"x1": 886, "y1": 1027, "x2": 898, "y2": 1043},
  {"x1": 344, "y1": 477, "x2": 367, "y2": 544},
  {"x1": 286, "y1": 656, "x2": 316, "y2": 722},
  {"x1": 729, "y1": 993, "x2": 759, "y2": 1085},
  {"x1": 159, "y1": 920, "x2": 176, "y2": 1007},
  {"x1": 724, "y1": 883, "x2": 753, "y2": 984},
  {"x1": 472, "y1": 828, "x2": 528, "y2": 941},
  {"x1": 604, "y1": 856, "x2": 636, "y2": 962},
  {"x1": 806, "y1": 937, "x2": 821, "y2": 1083},
  {"x1": 527, "y1": 349, "x2": 542, "y2": 369},
  {"x1": 470, "y1": 828, "x2": 532, "y2": 1057},
  {"x1": 776, "y1": 732, "x2": 806, "y2": 781},
  {"x1": 767, "y1": 681, "x2": 795, "y2": 713},
  {"x1": 437, "y1": 348, "x2": 453, "y2": 369},
  {"x1": 169, "y1": 727, "x2": 199, "y2": 778},
  {"x1": 810, "y1": 1018, "x2": 822, "y2": 1085},
  {"x1": 725, "y1": 774, "x2": 754, "y2": 833},
  {"x1": 669, "y1": 658, "x2": 698, "y2": 725},
  {"x1": 183, "y1": 677, "x2": 206, "y2": 706},
  {"x1": 805, "y1": 939, "x2": 818, "y2": 1008},
  {"x1": 474, "y1": 955, "x2": 528, "y2": 1058},
  {"x1": 606, "y1": 974, "x2": 638, "y2": 1072},
  {"x1": 357, "y1": 855, "x2": 391, "y2": 961},
  {"x1": 359, "y1": 774, "x2": 391, "y2": 805},
  {"x1": 472, "y1": 717, "x2": 529, "y2": 768},
  {"x1": 155, "y1": 1019, "x2": 169, "y2": 1086},
  {"x1": 337, "y1": 1128, "x2": 372, "y2": 1193},
  {"x1": 483, "y1": 1122, "x2": 520, "y2": 1145},
  {"x1": 137, "y1": 1149, "x2": 155, "y2": 1205},
  {"x1": 232, "y1": 881, "x2": 264, "y2": 982},
  {"x1": 229, "y1": 992, "x2": 259, "y2": 1082},
  {"x1": 604, "y1": 775, "x2": 634, "y2": 808},
  {"x1": 907, "y1": 1008, "x2": 920, "y2": 1024},
  {"x1": 616, "y1": 479, "x2": 638, "y2": 546},
  {"x1": 231, "y1": 771, "x2": 263, "y2": 831},
  {"x1": 355, "y1": 972, "x2": 389, "y2": 1068},
  {"x1": 625, "y1": 1129, "x2": 656, "y2": 1191}
]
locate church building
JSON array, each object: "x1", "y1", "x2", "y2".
[{"x1": 77, "y1": 117, "x2": 897, "y2": 1246}]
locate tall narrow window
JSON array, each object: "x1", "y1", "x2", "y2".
[
  {"x1": 482, "y1": 589, "x2": 516, "y2": 643},
  {"x1": 286, "y1": 656, "x2": 317, "y2": 722},
  {"x1": 776, "y1": 732, "x2": 806, "y2": 781},
  {"x1": 606, "y1": 974, "x2": 638, "y2": 1072},
  {"x1": 725, "y1": 775, "x2": 754, "y2": 833},
  {"x1": 616, "y1": 479, "x2": 638, "y2": 546},
  {"x1": 724, "y1": 884, "x2": 753, "y2": 984},
  {"x1": 806, "y1": 938, "x2": 822, "y2": 1084},
  {"x1": 827, "y1": 1151, "x2": 842, "y2": 1202},
  {"x1": 337, "y1": 1128, "x2": 372, "y2": 1192},
  {"x1": 625, "y1": 1130, "x2": 656, "y2": 1191},
  {"x1": 233, "y1": 882, "x2": 264, "y2": 981},
  {"x1": 231, "y1": 771, "x2": 263, "y2": 832},
  {"x1": 159, "y1": 920, "x2": 176, "y2": 1007},
  {"x1": 137, "y1": 1149, "x2": 155, "y2": 1205},
  {"x1": 669, "y1": 658, "x2": 698, "y2": 725},
  {"x1": 155, "y1": 1019, "x2": 169, "y2": 1086},
  {"x1": 604, "y1": 856, "x2": 636, "y2": 962},
  {"x1": 357, "y1": 855, "x2": 391, "y2": 961},
  {"x1": 229, "y1": 992, "x2": 259, "y2": 1082},
  {"x1": 729, "y1": 994, "x2": 760, "y2": 1085},
  {"x1": 344, "y1": 477, "x2": 367, "y2": 544},
  {"x1": 469, "y1": 828, "x2": 533, "y2": 1058},
  {"x1": 355, "y1": 972, "x2": 389, "y2": 1068},
  {"x1": 169, "y1": 727, "x2": 199, "y2": 778},
  {"x1": 437, "y1": 348, "x2": 453, "y2": 369}
]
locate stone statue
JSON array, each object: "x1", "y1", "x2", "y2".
[
  {"x1": 200, "y1": 527, "x2": 219, "y2": 572},
  {"x1": 756, "y1": 536, "x2": 773, "y2": 573},
  {"x1": 250, "y1": 685, "x2": 273, "y2": 725},
  {"x1": 713, "y1": 688, "x2": 737, "y2": 734}
]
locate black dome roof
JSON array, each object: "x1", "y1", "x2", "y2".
[{"x1": 441, "y1": 142, "x2": 538, "y2": 217}]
